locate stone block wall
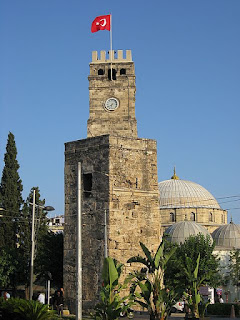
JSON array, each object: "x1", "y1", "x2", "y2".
[{"x1": 64, "y1": 134, "x2": 160, "y2": 314}]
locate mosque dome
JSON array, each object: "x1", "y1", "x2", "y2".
[
  {"x1": 212, "y1": 221, "x2": 240, "y2": 249},
  {"x1": 164, "y1": 221, "x2": 212, "y2": 245},
  {"x1": 158, "y1": 170, "x2": 221, "y2": 209}
]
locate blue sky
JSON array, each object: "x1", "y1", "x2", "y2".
[{"x1": 0, "y1": 0, "x2": 239, "y2": 221}]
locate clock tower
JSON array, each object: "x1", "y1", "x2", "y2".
[
  {"x1": 87, "y1": 50, "x2": 137, "y2": 138},
  {"x1": 64, "y1": 50, "x2": 160, "y2": 314}
]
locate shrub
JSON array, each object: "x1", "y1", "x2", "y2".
[
  {"x1": 207, "y1": 303, "x2": 240, "y2": 316},
  {"x1": 0, "y1": 297, "x2": 24, "y2": 320},
  {"x1": 0, "y1": 298, "x2": 57, "y2": 320}
]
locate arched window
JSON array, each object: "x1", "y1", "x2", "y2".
[
  {"x1": 209, "y1": 212, "x2": 213, "y2": 222},
  {"x1": 190, "y1": 212, "x2": 195, "y2": 221},
  {"x1": 222, "y1": 214, "x2": 225, "y2": 223},
  {"x1": 98, "y1": 69, "x2": 104, "y2": 75},
  {"x1": 170, "y1": 212, "x2": 175, "y2": 222}
]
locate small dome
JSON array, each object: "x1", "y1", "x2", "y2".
[
  {"x1": 164, "y1": 221, "x2": 212, "y2": 245},
  {"x1": 212, "y1": 221, "x2": 240, "y2": 249},
  {"x1": 159, "y1": 178, "x2": 221, "y2": 209}
]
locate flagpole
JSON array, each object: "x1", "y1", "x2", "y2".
[{"x1": 110, "y1": 14, "x2": 113, "y2": 81}]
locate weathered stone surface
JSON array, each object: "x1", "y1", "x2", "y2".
[
  {"x1": 63, "y1": 51, "x2": 160, "y2": 313},
  {"x1": 64, "y1": 134, "x2": 160, "y2": 313}
]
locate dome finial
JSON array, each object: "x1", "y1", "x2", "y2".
[{"x1": 171, "y1": 166, "x2": 179, "y2": 180}]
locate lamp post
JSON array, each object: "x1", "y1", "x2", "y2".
[{"x1": 29, "y1": 189, "x2": 55, "y2": 300}]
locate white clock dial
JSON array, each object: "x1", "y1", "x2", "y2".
[{"x1": 105, "y1": 98, "x2": 119, "y2": 111}]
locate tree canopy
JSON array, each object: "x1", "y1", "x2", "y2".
[
  {"x1": 0, "y1": 132, "x2": 23, "y2": 250},
  {"x1": 164, "y1": 234, "x2": 221, "y2": 292},
  {"x1": 0, "y1": 133, "x2": 63, "y2": 295}
]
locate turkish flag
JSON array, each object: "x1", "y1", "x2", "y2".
[{"x1": 91, "y1": 15, "x2": 111, "y2": 33}]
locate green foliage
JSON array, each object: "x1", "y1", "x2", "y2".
[
  {"x1": 0, "y1": 298, "x2": 57, "y2": 320},
  {"x1": 93, "y1": 257, "x2": 133, "y2": 320},
  {"x1": 227, "y1": 249, "x2": 240, "y2": 299},
  {"x1": 0, "y1": 297, "x2": 24, "y2": 320},
  {"x1": 0, "y1": 133, "x2": 60, "y2": 293},
  {"x1": 14, "y1": 299, "x2": 56, "y2": 320},
  {"x1": 35, "y1": 231, "x2": 63, "y2": 288},
  {"x1": 0, "y1": 249, "x2": 16, "y2": 287},
  {"x1": 127, "y1": 240, "x2": 177, "y2": 320},
  {"x1": 17, "y1": 187, "x2": 50, "y2": 289},
  {"x1": 0, "y1": 132, "x2": 23, "y2": 250},
  {"x1": 198, "y1": 299, "x2": 210, "y2": 318},
  {"x1": 182, "y1": 254, "x2": 201, "y2": 318},
  {"x1": 164, "y1": 234, "x2": 221, "y2": 292},
  {"x1": 182, "y1": 253, "x2": 214, "y2": 319},
  {"x1": 207, "y1": 303, "x2": 240, "y2": 316}
]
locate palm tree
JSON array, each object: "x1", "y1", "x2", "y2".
[{"x1": 127, "y1": 240, "x2": 177, "y2": 320}]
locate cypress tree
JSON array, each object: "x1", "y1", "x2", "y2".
[{"x1": 0, "y1": 132, "x2": 23, "y2": 249}]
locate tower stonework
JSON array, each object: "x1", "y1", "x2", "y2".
[
  {"x1": 87, "y1": 50, "x2": 137, "y2": 138},
  {"x1": 64, "y1": 50, "x2": 160, "y2": 313}
]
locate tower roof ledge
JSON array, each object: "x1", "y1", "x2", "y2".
[{"x1": 91, "y1": 50, "x2": 132, "y2": 63}]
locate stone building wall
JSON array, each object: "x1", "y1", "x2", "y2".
[
  {"x1": 64, "y1": 134, "x2": 160, "y2": 314},
  {"x1": 108, "y1": 136, "x2": 160, "y2": 273},
  {"x1": 64, "y1": 135, "x2": 110, "y2": 313}
]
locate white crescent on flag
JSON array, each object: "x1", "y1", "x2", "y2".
[{"x1": 99, "y1": 19, "x2": 106, "y2": 27}]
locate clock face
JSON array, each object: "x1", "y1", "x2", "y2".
[{"x1": 105, "y1": 98, "x2": 119, "y2": 111}]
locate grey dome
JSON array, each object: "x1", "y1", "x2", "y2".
[
  {"x1": 159, "y1": 179, "x2": 221, "y2": 209},
  {"x1": 212, "y1": 222, "x2": 240, "y2": 249},
  {"x1": 164, "y1": 221, "x2": 212, "y2": 245}
]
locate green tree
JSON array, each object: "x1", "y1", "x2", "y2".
[
  {"x1": 0, "y1": 132, "x2": 23, "y2": 249},
  {"x1": 0, "y1": 249, "x2": 16, "y2": 288},
  {"x1": 127, "y1": 240, "x2": 177, "y2": 320},
  {"x1": 164, "y1": 234, "x2": 221, "y2": 292},
  {"x1": 35, "y1": 231, "x2": 63, "y2": 288},
  {"x1": 228, "y1": 249, "x2": 240, "y2": 300}
]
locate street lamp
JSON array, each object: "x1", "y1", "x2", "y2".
[{"x1": 29, "y1": 189, "x2": 55, "y2": 300}]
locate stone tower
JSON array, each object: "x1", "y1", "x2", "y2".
[
  {"x1": 64, "y1": 50, "x2": 160, "y2": 313},
  {"x1": 87, "y1": 50, "x2": 137, "y2": 138}
]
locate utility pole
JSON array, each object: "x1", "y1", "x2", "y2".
[
  {"x1": 76, "y1": 162, "x2": 82, "y2": 320},
  {"x1": 29, "y1": 189, "x2": 36, "y2": 300},
  {"x1": 104, "y1": 209, "x2": 108, "y2": 258}
]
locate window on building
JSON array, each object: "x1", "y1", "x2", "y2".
[
  {"x1": 120, "y1": 68, "x2": 126, "y2": 75},
  {"x1": 190, "y1": 212, "x2": 196, "y2": 221},
  {"x1": 222, "y1": 214, "x2": 224, "y2": 223},
  {"x1": 209, "y1": 212, "x2": 213, "y2": 222},
  {"x1": 98, "y1": 69, "x2": 104, "y2": 75},
  {"x1": 170, "y1": 212, "x2": 175, "y2": 222},
  {"x1": 108, "y1": 68, "x2": 116, "y2": 80},
  {"x1": 83, "y1": 173, "x2": 92, "y2": 198}
]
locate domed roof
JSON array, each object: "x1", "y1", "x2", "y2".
[
  {"x1": 212, "y1": 221, "x2": 240, "y2": 249},
  {"x1": 164, "y1": 221, "x2": 212, "y2": 245},
  {"x1": 159, "y1": 172, "x2": 221, "y2": 209}
]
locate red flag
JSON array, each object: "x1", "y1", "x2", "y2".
[{"x1": 91, "y1": 15, "x2": 111, "y2": 33}]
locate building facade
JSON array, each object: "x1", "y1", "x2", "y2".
[{"x1": 159, "y1": 170, "x2": 227, "y2": 234}]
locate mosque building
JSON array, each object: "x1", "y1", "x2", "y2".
[
  {"x1": 159, "y1": 169, "x2": 227, "y2": 234},
  {"x1": 162, "y1": 185, "x2": 240, "y2": 303},
  {"x1": 64, "y1": 49, "x2": 236, "y2": 313}
]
